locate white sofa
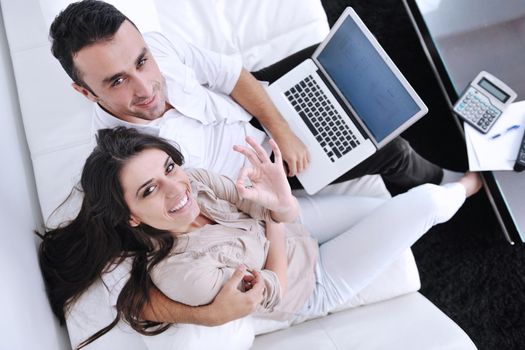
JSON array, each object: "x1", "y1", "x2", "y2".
[{"x1": 0, "y1": 0, "x2": 477, "y2": 349}]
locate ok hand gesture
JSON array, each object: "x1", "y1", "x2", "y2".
[{"x1": 233, "y1": 137, "x2": 296, "y2": 217}]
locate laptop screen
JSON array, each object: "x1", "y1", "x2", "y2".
[{"x1": 317, "y1": 15, "x2": 420, "y2": 143}]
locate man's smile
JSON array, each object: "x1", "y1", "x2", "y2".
[{"x1": 134, "y1": 93, "x2": 156, "y2": 108}]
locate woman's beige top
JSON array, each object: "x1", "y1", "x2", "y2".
[{"x1": 150, "y1": 168, "x2": 317, "y2": 320}]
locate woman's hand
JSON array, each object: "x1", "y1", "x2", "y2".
[{"x1": 233, "y1": 137, "x2": 296, "y2": 216}]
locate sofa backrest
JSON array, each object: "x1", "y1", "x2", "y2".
[{"x1": 0, "y1": 8, "x2": 70, "y2": 350}]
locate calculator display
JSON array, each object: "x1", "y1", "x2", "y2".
[
  {"x1": 453, "y1": 71, "x2": 517, "y2": 134},
  {"x1": 479, "y1": 77, "x2": 510, "y2": 103}
]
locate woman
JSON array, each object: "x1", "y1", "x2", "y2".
[{"x1": 39, "y1": 127, "x2": 481, "y2": 348}]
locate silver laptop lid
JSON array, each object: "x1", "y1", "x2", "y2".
[{"x1": 312, "y1": 7, "x2": 428, "y2": 148}]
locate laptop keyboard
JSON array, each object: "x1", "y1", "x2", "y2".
[{"x1": 284, "y1": 75, "x2": 360, "y2": 162}]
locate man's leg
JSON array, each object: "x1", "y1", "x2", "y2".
[
  {"x1": 288, "y1": 137, "x2": 443, "y2": 191},
  {"x1": 332, "y1": 137, "x2": 443, "y2": 189},
  {"x1": 251, "y1": 44, "x2": 318, "y2": 83}
]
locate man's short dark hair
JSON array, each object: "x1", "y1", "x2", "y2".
[{"x1": 49, "y1": 0, "x2": 132, "y2": 89}]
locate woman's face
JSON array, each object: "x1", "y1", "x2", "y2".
[{"x1": 120, "y1": 148, "x2": 200, "y2": 234}]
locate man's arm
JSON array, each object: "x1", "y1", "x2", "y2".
[
  {"x1": 230, "y1": 69, "x2": 310, "y2": 177},
  {"x1": 142, "y1": 266, "x2": 264, "y2": 326}
]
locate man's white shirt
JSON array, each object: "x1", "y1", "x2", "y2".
[{"x1": 93, "y1": 31, "x2": 268, "y2": 179}]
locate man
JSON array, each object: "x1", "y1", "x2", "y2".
[{"x1": 49, "y1": 0, "x2": 452, "y2": 329}]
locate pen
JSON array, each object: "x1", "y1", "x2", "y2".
[{"x1": 490, "y1": 124, "x2": 521, "y2": 140}]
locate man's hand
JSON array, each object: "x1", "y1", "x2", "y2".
[
  {"x1": 271, "y1": 128, "x2": 310, "y2": 177},
  {"x1": 203, "y1": 265, "x2": 264, "y2": 326},
  {"x1": 229, "y1": 69, "x2": 310, "y2": 177},
  {"x1": 142, "y1": 265, "x2": 264, "y2": 326}
]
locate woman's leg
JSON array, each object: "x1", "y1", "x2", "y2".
[
  {"x1": 297, "y1": 195, "x2": 387, "y2": 244},
  {"x1": 317, "y1": 182, "x2": 467, "y2": 311}
]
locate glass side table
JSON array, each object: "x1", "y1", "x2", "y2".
[{"x1": 404, "y1": 0, "x2": 525, "y2": 244}]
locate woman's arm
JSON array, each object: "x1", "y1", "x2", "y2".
[
  {"x1": 263, "y1": 221, "x2": 288, "y2": 298},
  {"x1": 142, "y1": 266, "x2": 264, "y2": 326}
]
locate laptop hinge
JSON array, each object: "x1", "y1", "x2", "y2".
[{"x1": 316, "y1": 68, "x2": 374, "y2": 144}]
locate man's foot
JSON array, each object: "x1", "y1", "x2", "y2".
[{"x1": 458, "y1": 172, "x2": 483, "y2": 197}]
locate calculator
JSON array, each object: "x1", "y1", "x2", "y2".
[{"x1": 453, "y1": 71, "x2": 517, "y2": 134}]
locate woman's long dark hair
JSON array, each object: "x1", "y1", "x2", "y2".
[{"x1": 38, "y1": 127, "x2": 184, "y2": 349}]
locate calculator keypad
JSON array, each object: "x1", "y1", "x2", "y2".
[{"x1": 454, "y1": 88, "x2": 502, "y2": 133}]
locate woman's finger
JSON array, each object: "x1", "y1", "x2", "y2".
[
  {"x1": 235, "y1": 167, "x2": 249, "y2": 196},
  {"x1": 242, "y1": 274, "x2": 255, "y2": 283},
  {"x1": 248, "y1": 269, "x2": 262, "y2": 284},
  {"x1": 245, "y1": 270, "x2": 264, "y2": 300},
  {"x1": 233, "y1": 144, "x2": 261, "y2": 166},
  {"x1": 245, "y1": 136, "x2": 270, "y2": 163},
  {"x1": 236, "y1": 182, "x2": 258, "y2": 202},
  {"x1": 235, "y1": 167, "x2": 257, "y2": 200}
]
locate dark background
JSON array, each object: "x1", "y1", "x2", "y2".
[{"x1": 319, "y1": 1, "x2": 525, "y2": 349}]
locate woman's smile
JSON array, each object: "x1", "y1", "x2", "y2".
[{"x1": 168, "y1": 191, "x2": 191, "y2": 214}]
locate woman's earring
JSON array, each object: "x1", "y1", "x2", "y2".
[{"x1": 128, "y1": 216, "x2": 141, "y2": 227}]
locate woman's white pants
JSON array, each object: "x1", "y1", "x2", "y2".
[{"x1": 295, "y1": 182, "x2": 466, "y2": 319}]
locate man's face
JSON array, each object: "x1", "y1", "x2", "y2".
[{"x1": 72, "y1": 20, "x2": 168, "y2": 123}]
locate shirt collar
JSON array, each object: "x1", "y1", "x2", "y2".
[{"x1": 93, "y1": 102, "x2": 166, "y2": 136}]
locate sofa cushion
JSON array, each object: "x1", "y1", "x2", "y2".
[
  {"x1": 252, "y1": 293, "x2": 477, "y2": 350},
  {"x1": 154, "y1": 0, "x2": 329, "y2": 71}
]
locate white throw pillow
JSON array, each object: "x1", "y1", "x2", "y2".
[
  {"x1": 39, "y1": 0, "x2": 162, "y2": 33},
  {"x1": 67, "y1": 259, "x2": 255, "y2": 350},
  {"x1": 153, "y1": 0, "x2": 330, "y2": 70}
]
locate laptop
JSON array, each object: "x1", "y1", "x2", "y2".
[{"x1": 266, "y1": 7, "x2": 428, "y2": 194}]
